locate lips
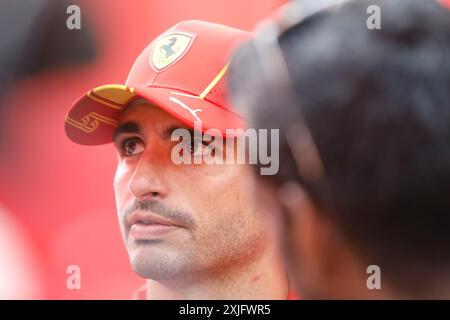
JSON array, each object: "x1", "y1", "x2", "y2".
[{"x1": 128, "y1": 211, "x2": 180, "y2": 240}]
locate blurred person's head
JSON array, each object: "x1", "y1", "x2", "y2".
[
  {"x1": 0, "y1": 0, "x2": 95, "y2": 148},
  {"x1": 229, "y1": 0, "x2": 450, "y2": 299},
  {"x1": 65, "y1": 20, "x2": 288, "y2": 299}
]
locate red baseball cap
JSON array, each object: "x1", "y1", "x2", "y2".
[{"x1": 65, "y1": 20, "x2": 253, "y2": 145}]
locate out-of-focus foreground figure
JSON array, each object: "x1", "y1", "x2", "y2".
[{"x1": 230, "y1": 0, "x2": 450, "y2": 299}]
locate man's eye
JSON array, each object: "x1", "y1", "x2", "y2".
[
  {"x1": 184, "y1": 138, "x2": 209, "y2": 156},
  {"x1": 120, "y1": 138, "x2": 144, "y2": 156}
]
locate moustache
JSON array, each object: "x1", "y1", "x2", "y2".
[{"x1": 123, "y1": 199, "x2": 195, "y2": 229}]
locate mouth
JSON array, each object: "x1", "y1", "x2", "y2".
[{"x1": 128, "y1": 212, "x2": 181, "y2": 240}]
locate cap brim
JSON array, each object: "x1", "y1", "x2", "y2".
[{"x1": 65, "y1": 84, "x2": 245, "y2": 145}]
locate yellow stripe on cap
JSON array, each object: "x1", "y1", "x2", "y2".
[{"x1": 199, "y1": 63, "x2": 229, "y2": 99}]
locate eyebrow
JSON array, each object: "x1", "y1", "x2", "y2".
[
  {"x1": 112, "y1": 121, "x2": 199, "y2": 145},
  {"x1": 161, "y1": 125, "x2": 196, "y2": 140},
  {"x1": 112, "y1": 121, "x2": 142, "y2": 142}
]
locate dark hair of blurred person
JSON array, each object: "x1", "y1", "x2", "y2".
[
  {"x1": 0, "y1": 0, "x2": 95, "y2": 148},
  {"x1": 229, "y1": 0, "x2": 450, "y2": 299}
]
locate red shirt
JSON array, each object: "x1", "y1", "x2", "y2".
[{"x1": 132, "y1": 283, "x2": 299, "y2": 300}]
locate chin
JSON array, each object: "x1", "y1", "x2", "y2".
[{"x1": 128, "y1": 245, "x2": 190, "y2": 281}]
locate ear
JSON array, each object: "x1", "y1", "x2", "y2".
[{"x1": 278, "y1": 182, "x2": 336, "y2": 298}]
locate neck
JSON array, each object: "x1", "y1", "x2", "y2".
[{"x1": 144, "y1": 244, "x2": 289, "y2": 300}]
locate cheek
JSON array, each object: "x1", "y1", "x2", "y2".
[
  {"x1": 194, "y1": 166, "x2": 259, "y2": 229},
  {"x1": 196, "y1": 165, "x2": 250, "y2": 204},
  {"x1": 166, "y1": 165, "x2": 243, "y2": 225},
  {"x1": 254, "y1": 180, "x2": 282, "y2": 220},
  {"x1": 113, "y1": 162, "x2": 132, "y2": 214}
]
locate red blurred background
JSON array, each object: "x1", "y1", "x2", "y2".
[
  {"x1": 1, "y1": 0, "x2": 449, "y2": 300},
  {"x1": 0, "y1": 0, "x2": 285, "y2": 299}
]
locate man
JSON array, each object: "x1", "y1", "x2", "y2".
[
  {"x1": 229, "y1": 0, "x2": 450, "y2": 299},
  {"x1": 65, "y1": 20, "x2": 290, "y2": 299}
]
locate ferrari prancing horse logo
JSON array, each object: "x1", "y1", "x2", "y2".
[{"x1": 151, "y1": 32, "x2": 194, "y2": 71}]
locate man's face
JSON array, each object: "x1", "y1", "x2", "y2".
[{"x1": 113, "y1": 101, "x2": 268, "y2": 283}]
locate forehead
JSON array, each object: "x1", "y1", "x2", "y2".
[{"x1": 119, "y1": 100, "x2": 185, "y2": 129}]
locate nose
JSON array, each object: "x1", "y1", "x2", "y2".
[{"x1": 128, "y1": 155, "x2": 168, "y2": 201}]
